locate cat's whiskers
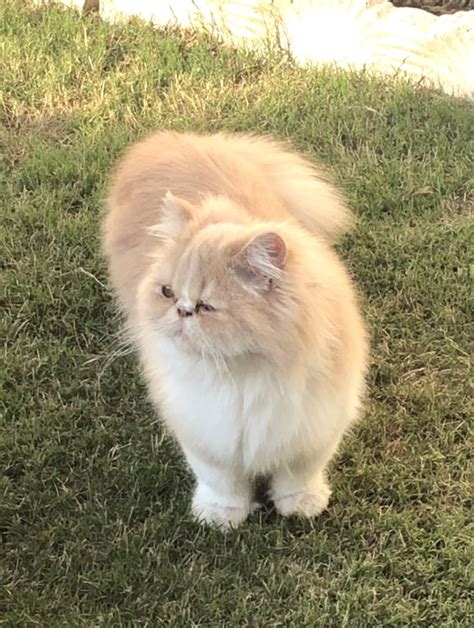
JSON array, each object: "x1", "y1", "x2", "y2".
[{"x1": 207, "y1": 342, "x2": 237, "y2": 391}]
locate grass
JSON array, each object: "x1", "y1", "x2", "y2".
[{"x1": 1, "y1": 1, "x2": 473, "y2": 624}]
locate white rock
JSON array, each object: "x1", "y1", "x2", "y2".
[
  {"x1": 280, "y1": 0, "x2": 474, "y2": 96},
  {"x1": 31, "y1": 1, "x2": 474, "y2": 98},
  {"x1": 99, "y1": 0, "x2": 202, "y2": 27}
]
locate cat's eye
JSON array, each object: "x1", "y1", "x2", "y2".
[
  {"x1": 197, "y1": 301, "x2": 215, "y2": 313},
  {"x1": 161, "y1": 285, "x2": 175, "y2": 298}
]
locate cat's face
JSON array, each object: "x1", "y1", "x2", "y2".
[{"x1": 138, "y1": 194, "x2": 303, "y2": 360}]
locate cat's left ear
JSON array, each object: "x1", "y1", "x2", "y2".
[
  {"x1": 152, "y1": 191, "x2": 195, "y2": 239},
  {"x1": 232, "y1": 231, "x2": 287, "y2": 291}
]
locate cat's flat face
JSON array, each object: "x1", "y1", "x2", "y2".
[{"x1": 139, "y1": 214, "x2": 299, "y2": 360}]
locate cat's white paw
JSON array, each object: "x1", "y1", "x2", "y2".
[
  {"x1": 192, "y1": 496, "x2": 249, "y2": 529},
  {"x1": 273, "y1": 483, "x2": 331, "y2": 518},
  {"x1": 192, "y1": 484, "x2": 250, "y2": 529}
]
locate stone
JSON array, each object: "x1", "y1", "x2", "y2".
[{"x1": 32, "y1": 1, "x2": 474, "y2": 98}]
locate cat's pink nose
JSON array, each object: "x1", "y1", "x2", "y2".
[{"x1": 177, "y1": 305, "x2": 194, "y2": 318}]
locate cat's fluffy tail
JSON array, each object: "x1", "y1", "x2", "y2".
[{"x1": 237, "y1": 135, "x2": 354, "y2": 242}]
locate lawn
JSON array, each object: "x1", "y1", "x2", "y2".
[{"x1": 1, "y1": 1, "x2": 473, "y2": 625}]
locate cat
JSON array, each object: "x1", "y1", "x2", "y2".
[{"x1": 103, "y1": 131, "x2": 368, "y2": 528}]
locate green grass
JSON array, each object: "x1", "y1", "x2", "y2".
[{"x1": 1, "y1": 1, "x2": 473, "y2": 624}]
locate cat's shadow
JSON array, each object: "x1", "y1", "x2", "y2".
[{"x1": 252, "y1": 473, "x2": 274, "y2": 514}]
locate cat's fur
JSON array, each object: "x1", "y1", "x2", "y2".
[{"x1": 103, "y1": 131, "x2": 368, "y2": 528}]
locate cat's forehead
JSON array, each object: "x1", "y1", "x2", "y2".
[{"x1": 172, "y1": 236, "x2": 229, "y2": 295}]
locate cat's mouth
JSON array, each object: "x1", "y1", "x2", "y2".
[
  {"x1": 154, "y1": 316, "x2": 193, "y2": 346},
  {"x1": 178, "y1": 318, "x2": 189, "y2": 338},
  {"x1": 173, "y1": 319, "x2": 212, "y2": 355},
  {"x1": 173, "y1": 317, "x2": 198, "y2": 345}
]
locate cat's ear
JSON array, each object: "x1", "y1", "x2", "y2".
[
  {"x1": 232, "y1": 231, "x2": 287, "y2": 291},
  {"x1": 154, "y1": 191, "x2": 194, "y2": 239}
]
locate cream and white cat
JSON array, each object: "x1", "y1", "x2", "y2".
[{"x1": 103, "y1": 131, "x2": 368, "y2": 528}]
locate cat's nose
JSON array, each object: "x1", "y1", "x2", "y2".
[
  {"x1": 176, "y1": 300, "x2": 194, "y2": 318},
  {"x1": 177, "y1": 306, "x2": 193, "y2": 318}
]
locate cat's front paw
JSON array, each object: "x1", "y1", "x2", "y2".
[
  {"x1": 273, "y1": 483, "x2": 331, "y2": 518},
  {"x1": 192, "y1": 485, "x2": 250, "y2": 529}
]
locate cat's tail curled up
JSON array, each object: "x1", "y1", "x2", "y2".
[{"x1": 234, "y1": 135, "x2": 354, "y2": 242}]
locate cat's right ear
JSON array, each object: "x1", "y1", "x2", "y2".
[
  {"x1": 153, "y1": 191, "x2": 194, "y2": 239},
  {"x1": 232, "y1": 231, "x2": 287, "y2": 293}
]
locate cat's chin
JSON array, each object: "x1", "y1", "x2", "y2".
[
  {"x1": 169, "y1": 332, "x2": 193, "y2": 351},
  {"x1": 164, "y1": 327, "x2": 224, "y2": 357},
  {"x1": 168, "y1": 330, "x2": 208, "y2": 356}
]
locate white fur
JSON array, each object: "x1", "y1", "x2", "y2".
[{"x1": 139, "y1": 328, "x2": 361, "y2": 528}]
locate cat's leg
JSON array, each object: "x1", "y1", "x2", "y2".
[
  {"x1": 271, "y1": 388, "x2": 363, "y2": 518},
  {"x1": 270, "y1": 448, "x2": 337, "y2": 518},
  {"x1": 184, "y1": 449, "x2": 251, "y2": 529}
]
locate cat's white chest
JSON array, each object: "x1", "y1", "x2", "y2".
[{"x1": 150, "y1": 338, "x2": 304, "y2": 472}]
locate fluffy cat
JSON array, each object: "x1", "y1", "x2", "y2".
[{"x1": 103, "y1": 131, "x2": 368, "y2": 528}]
